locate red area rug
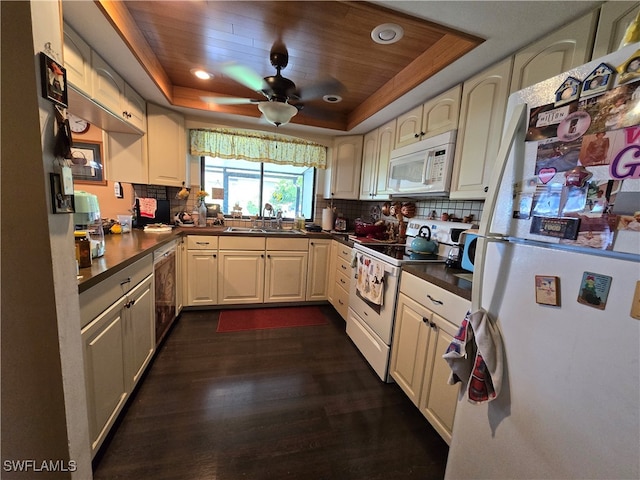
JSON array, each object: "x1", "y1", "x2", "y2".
[{"x1": 216, "y1": 306, "x2": 329, "y2": 332}]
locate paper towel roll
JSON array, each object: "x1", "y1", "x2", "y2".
[{"x1": 322, "y1": 208, "x2": 335, "y2": 231}]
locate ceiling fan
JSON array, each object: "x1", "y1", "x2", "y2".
[{"x1": 201, "y1": 41, "x2": 344, "y2": 127}]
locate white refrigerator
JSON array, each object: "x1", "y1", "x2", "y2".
[{"x1": 445, "y1": 43, "x2": 640, "y2": 479}]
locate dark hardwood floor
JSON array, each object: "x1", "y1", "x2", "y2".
[{"x1": 93, "y1": 306, "x2": 449, "y2": 480}]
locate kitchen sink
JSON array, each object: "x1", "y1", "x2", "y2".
[{"x1": 224, "y1": 227, "x2": 303, "y2": 235}]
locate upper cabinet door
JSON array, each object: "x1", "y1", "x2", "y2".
[
  {"x1": 123, "y1": 84, "x2": 146, "y2": 132},
  {"x1": 360, "y1": 129, "x2": 379, "y2": 199},
  {"x1": 420, "y1": 84, "x2": 462, "y2": 140},
  {"x1": 325, "y1": 135, "x2": 363, "y2": 200},
  {"x1": 395, "y1": 105, "x2": 423, "y2": 149},
  {"x1": 450, "y1": 57, "x2": 513, "y2": 200},
  {"x1": 91, "y1": 51, "x2": 125, "y2": 115},
  {"x1": 147, "y1": 103, "x2": 186, "y2": 187},
  {"x1": 375, "y1": 119, "x2": 396, "y2": 197},
  {"x1": 63, "y1": 24, "x2": 92, "y2": 95},
  {"x1": 510, "y1": 10, "x2": 599, "y2": 94},
  {"x1": 592, "y1": 1, "x2": 640, "y2": 58}
]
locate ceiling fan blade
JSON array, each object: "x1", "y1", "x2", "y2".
[
  {"x1": 220, "y1": 62, "x2": 269, "y2": 94},
  {"x1": 297, "y1": 76, "x2": 345, "y2": 101},
  {"x1": 200, "y1": 96, "x2": 261, "y2": 105}
]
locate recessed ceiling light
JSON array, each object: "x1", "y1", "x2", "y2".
[
  {"x1": 371, "y1": 23, "x2": 404, "y2": 45},
  {"x1": 191, "y1": 68, "x2": 213, "y2": 80},
  {"x1": 323, "y1": 94, "x2": 342, "y2": 103}
]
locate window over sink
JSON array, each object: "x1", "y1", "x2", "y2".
[{"x1": 200, "y1": 156, "x2": 315, "y2": 219}]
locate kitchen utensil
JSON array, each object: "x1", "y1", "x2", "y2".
[
  {"x1": 401, "y1": 202, "x2": 416, "y2": 218},
  {"x1": 410, "y1": 225, "x2": 438, "y2": 254}
]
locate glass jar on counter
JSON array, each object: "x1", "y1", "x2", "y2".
[{"x1": 75, "y1": 231, "x2": 92, "y2": 268}]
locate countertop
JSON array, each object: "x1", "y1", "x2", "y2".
[
  {"x1": 78, "y1": 226, "x2": 335, "y2": 293},
  {"x1": 402, "y1": 264, "x2": 473, "y2": 301}
]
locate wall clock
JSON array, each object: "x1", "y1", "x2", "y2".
[{"x1": 68, "y1": 113, "x2": 90, "y2": 134}]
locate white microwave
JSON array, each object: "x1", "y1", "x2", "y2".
[{"x1": 388, "y1": 130, "x2": 457, "y2": 196}]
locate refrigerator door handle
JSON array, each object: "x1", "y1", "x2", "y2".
[{"x1": 473, "y1": 103, "x2": 527, "y2": 313}]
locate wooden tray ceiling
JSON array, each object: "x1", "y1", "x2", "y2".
[{"x1": 98, "y1": 1, "x2": 483, "y2": 131}]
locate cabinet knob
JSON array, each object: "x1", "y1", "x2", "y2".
[
  {"x1": 310, "y1": 242, "x2": 314, "y2": 246},
  {"x1": 484, "y1": 186, "x2": 489, "y2": 192},
  {"x1": 420, "y1": 131, "x2": 425, "y2": 136},
  {"x1": 414, "y1": 133, "x2": 420, "y2": 138},
  {"x1": 212, "y1": 254, "x2": 217, "y2": 258},
  {"x1": 262, "y1": 254, "x2": 265, "y2": 258},
  {"x1": 422, "y1": 316, "x2": 429, "y2": 323}
]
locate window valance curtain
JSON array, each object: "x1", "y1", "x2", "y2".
[{"x1": 190, "y1": 128, "x2": 327, "y2": 169}]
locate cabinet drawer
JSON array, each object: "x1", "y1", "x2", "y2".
[
  {"x1": 333, "y1": 283, "x2": 349, "y2": 320},
  {"x1": 336, "y1": 244, "x2": 352, "y2": 262},
  {"x1": 336, "y1": 256, "x2": 352, "y2": 278},
  {"x1": 219, "y1": 236, "x2": 265, "y2": 250},
  {"x1": 266, "y1": 237, "x2": 308, "y2": 251},
  {"x1": 335, "y1": 269, "x2": 350, "y2": 290},
  {"x1": 187, "y1": 235, "x2": 219, "y2": 250},
  {"x1": 80, "y1": 254, "x2": 153, "y2": 328},
  {"x1": 400, "y1": 272, "x2": 470, "y2": 326}
]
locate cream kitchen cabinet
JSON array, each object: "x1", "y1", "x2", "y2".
[
  {"x1": 449, "y1": 57, "x2": 513, "y2": 200},
  {"x1": 328, "y1": 241, "x2": 352, "y2": 320},
  {"x1": 63, "y1": 24, "x2": 92, "y2": 95},
  {"x1": 265, "y1": 237, "x2": 309, "y2": 303},
  {"x1": 359, "y1": 120, "x2": 395, "y2": 200},
  {"x1": 79, "y1": 255, "x2": 154, "y2": 456},
  {"x1": 592, "y1": 1, "x2": 640, "y2": 58},
  {"x1": 509, "y1": 10, "x2": 598, "y2": 94},
  {"x1": 106, "y1": 132, "x2": 148, "y2": 184},
  {"x1": 390, "y1": 272, "x2": 470, "y2": 445},
  {"x1": 186, "y1": 236, "x2": 218, "y2": 306},
  {"x1": 306, "y1": 239, "x2": 331, "y2": 301},
  {"x1": 218, "y1": 236, "x2": 266, "y2": 305},
  {"x1": 324, "y1": 135, "x2": 363, "y2": 200},
  {"x1": 394, "y1": 84, "x2": 462, "y2": 149},
  {"x1": 63, "y1": 23, "x2": 146, "y2": 134},
  {"x1": 147, "y1": 103, "x2": 187, "y2": 188}
]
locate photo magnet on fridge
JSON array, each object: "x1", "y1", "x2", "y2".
[
  {"x1": 577, "y1": 271, "x2": 612, "y2": 310},
  {"x1": 535, "y1": 275, "x2": 560, "y2": 306}
]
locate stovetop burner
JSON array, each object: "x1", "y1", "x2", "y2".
[{"x1": 354, "y1": 242, "x2": 448, "y2": 266}]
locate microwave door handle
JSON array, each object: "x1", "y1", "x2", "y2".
[{"x1": 422, "y1": 150, "x2": 433, "y2": 185}]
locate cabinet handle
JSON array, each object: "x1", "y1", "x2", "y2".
[
  {"x1": 430, "y1": 321, "x2": 437, "y2": 330},
  {"x1": 420, "y1": 131, "x2": 425, "y2": 136},
  {"x1": 267, "y1": 254, "x2": 271, "y2": 258},
  {"x1": 341, "y1": 265, "x2": 347, "y2": 270},
  {"x1": 414, "y1": 133, "x2": 420, "y2": 138},
  {"x1": 212, "y1": 254, "x2": 217, "y2": 258},
  {"x1": 340, "y1": 279, "x2": 346, "y2": 284},
  {"x1": 310, "y1": 242, "x2": 314, "y2": 246},
  {"x1": 120, "y1": 277, "x2": 131, "y2": 286},
  {"x1": 426, "y1": 294, "x2": 443, "y2": 305},
  {"x1": 261, "y1": 254, "x2": 265, "y2": 258},
  {"x1": 338, "y1": 299, "x2": 344, "y2": 305},
  {"x1": 422, "y1": 316, "x2": 429, "y2": 323},
  {"x1": 484, "y1": 186, "x2": 489, "y2": 192},
  {"x1": 196, "y1": 241, "x2": 210, "y2": 246}
]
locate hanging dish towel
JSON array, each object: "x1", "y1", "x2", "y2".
[
  {"x1": 139, "y1": 198, "x2": 157, "y2": 218},
  {"x1": 355, "y1": 252, "x2": 385, "y2": 306},
  {"x1": 443, "y1": 309, "x2": 504, "y2": 404}
]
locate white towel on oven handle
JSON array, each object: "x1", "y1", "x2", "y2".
[{"x1": 355, "y1": 252, "x2": 385, "y2": 306}]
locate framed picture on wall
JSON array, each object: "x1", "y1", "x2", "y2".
[
  {"x1": 39, "y1": 52, "x2": 68, "y2": 108},
  {"x1": 70, "y1": 140, "x2": 106, "y2": 185}
]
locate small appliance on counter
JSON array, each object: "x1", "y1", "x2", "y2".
[
  {"x1": 134, "y1": 198, "x2": 171, "y2": 228},
  {"x1": 74, "y1": 190, "x2": 105, "y2": 258}
]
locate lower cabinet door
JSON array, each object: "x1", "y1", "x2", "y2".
[
  {"x1": 124, "y1": 275, "x2": 155, "y2": 391},
  {"x1": 187, "y1": 250, "x2": 218, "y2": 306},
  {"x1": 265, "y1": 251, "x2": 308, "y2": 302},
  {"x1": 218, "y1": 251, "x2": 264, "y2": 304},
  {"x1": 81, "y1": 298, "x2": 127, "y2": 454},
  {"x1": 419, "y1": 313, "x2": 461, "y2": 445}
]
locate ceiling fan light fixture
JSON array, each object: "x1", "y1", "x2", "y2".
[
  {"x1": 258, "y1": 101, "x2": 298, "y2": 127},
  {"x1": 371, "y1": 23, "x2": 404, "y2": 44},
  {"x1": 191, "y1": 68, "x2": 213, "y2": 80}
]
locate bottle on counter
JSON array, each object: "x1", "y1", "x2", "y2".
[{"x1": 75, "y1": 232, "x2": 92, "y2": 268}]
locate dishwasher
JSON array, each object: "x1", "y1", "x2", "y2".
[{"x1": 154, "y1": 240, "x2": 177, "y2": 345}]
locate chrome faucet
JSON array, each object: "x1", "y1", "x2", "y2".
[{"x1": 262, "y1": 203, "x2": 273, "y2": 228}]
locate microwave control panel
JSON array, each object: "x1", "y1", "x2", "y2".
[{"x1": 426, "y1": 147, "x2": 450, "y2": 184}]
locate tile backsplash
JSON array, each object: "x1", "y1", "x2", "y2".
[{"x1": 133, "y1": 183, "x2": 483, "y2": 228}]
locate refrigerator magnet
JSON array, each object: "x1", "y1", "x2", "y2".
[
  {"x1": 554, "y1": 76, "x2": 581, "y2": 106},
  {"x1": 616, "y1": 50, "x2": 640, "y2": 84},
  {"x1": 631, "y1": 281, "x2": 640, "y2": 320},
  {"x1": 577, "y1": 271, "x2": 612, "y2": 310},
  {"x1": 535, "y1": 275, "x2": 560, "y2": 306},
  {"x1": 580, "y1": 63, "x2": 615, "y2": 98}
]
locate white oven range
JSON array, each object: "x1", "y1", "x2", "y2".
[{"x1": 346, "y1": 219, "x2": 473, "y2": 382}]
